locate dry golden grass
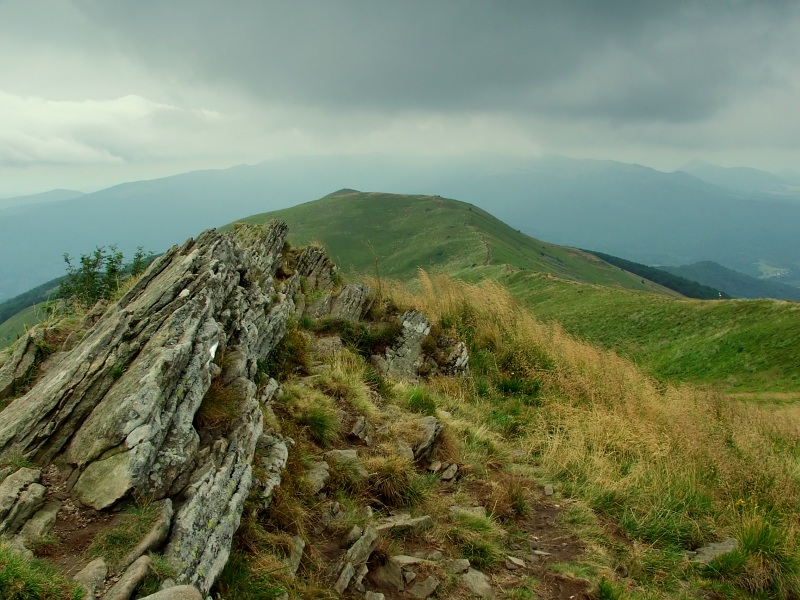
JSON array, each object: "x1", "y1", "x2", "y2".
[{"x1": 389, "y1": 271, "x2": 800, "y2": 595}]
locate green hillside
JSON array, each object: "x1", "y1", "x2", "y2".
[
  {"x1": 0, "y1": 304, "x2": 40, "y2": 347},
  {"x1": 235, "y1": 190, "x2": 675, "y2": 293},
  {"x1": 501, "y1": 271, "x2": 800, "y2": 392},
  {"x1": 236, "y1": 191, "x2": 800, "y2": 393}
]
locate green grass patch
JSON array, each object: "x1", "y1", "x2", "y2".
[
  {"x1": 87, "y1": 504, "x2": 159, "y2": 566},
  {"x1": 0, "y1": 541, "x2": 82, "y2": 600}
]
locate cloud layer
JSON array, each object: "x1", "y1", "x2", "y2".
[{"x1": 2, "y1": 0, "x2": 799, "y2": 194}]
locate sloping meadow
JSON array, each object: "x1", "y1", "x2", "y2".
[{"x1": 388, "y1": 272, "x2": 800, "y2": 598}]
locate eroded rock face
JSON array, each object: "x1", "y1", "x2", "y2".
[
  {"x1": 373, "y1": 310, "x2": 469, "y2": 379},
  {"x1": 0, "y1": 221, "x2": 309, "y2": 594},
  {"x1": 373, "y1": 311, "x2": 431, "y2": 379}
]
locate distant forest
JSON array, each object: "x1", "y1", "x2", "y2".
[{"x1": 587, "y1": 251, "x2": 730, "y2": 300}]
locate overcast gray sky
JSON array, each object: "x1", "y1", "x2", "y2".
[{"x1": 1, "y1": 0, "x2": 799, "y2": 196}]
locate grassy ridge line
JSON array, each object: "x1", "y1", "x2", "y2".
[
  {"x1": 234, "y1": 190, "x2": 675, "y2": 294},
  {"x1": 502, "y1": 270, "x2": 800, "y2": 392}
]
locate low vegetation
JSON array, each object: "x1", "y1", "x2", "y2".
[
  {"x1": 218, "y1": 270, "x2": 799, "y2": 599},
  {"x1": 0, "y1": 540, "x2": 83, "y2": 600}
]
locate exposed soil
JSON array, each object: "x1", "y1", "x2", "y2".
[{"x1": 36, "y1": 464, "x2": 124, "y2": 577}]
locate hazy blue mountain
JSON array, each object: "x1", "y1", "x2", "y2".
[
  {"x1": 0, "y1": 164, "x2": 329, "y2": 300},
  {"x1": 678, "y1": 159, "x2": 800, "y2": 201},
  {"x1": 435, "y1": 157, "x2": 800, "y2": 288},
  {"x1": 3, "y1": 155, "x2": 800, "y2": 301},
  {"x1": 0, "y1": 189, "x2": 85, "y2": 211},
  {"x1": 663, "y1": 261, "x2": 800, "y2": 301}
]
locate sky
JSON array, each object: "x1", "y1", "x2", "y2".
[{"x1": 1, "y1": 0, "x2": 799, "y2": 197}]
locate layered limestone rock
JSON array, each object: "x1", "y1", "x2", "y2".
[
  {"x1": 0, "y1": 221, "x2": 317, "y2": 595},
  {"x1": 373, "y1": 310, "x2": 469, "y2": 379}
]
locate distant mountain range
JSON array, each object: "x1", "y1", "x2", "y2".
[
  {"x1": 0, "y1": 189, "x2": 85, "y2": 211},
  {"x1": 679, "y1": 159, "x2": 800, "y2": 200},
  {"x1": 663, "y1": 261, "x2": 800, "y2": 302},
  {"x1": 2, "y1": 156, "x2": 799, "y2": 301}
]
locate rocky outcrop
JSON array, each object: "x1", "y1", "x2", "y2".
[
  {"x1": 0, "y1": 221, "x2": 326, "y2": 595},
  {"x1": 0, "y1": 329, "x2": 46, "y2": 401},
  {"x1": 0, "y1": 219, "x2": 472, "y2": 598},
  {"x1": 0, "y1": 466, "x2": 45, "y2": 535},
  {"x1": 373, "y1": 311, "x2": 431, "y2": 379},
  {"x1": 373, "y1": 310, "x2": 469, "y2": 379}
]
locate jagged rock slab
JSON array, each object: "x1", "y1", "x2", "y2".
[
  {"x1": 461, "y1": 568, "x2": 493, "y2": 598},
  {"x1": 412, "y1": 417, "x2": 442, "y2": 462},
  {"x1": 689, "y1": 537, "x2": 739, "y2": 564},
  {"x1": 164, "y1": 410, "x2": 263, "y2": 594},
  {"x1": 444, "y1": 558, "x2": 471, "y2": 574},
  {"x1": 369, "y1": 557, "x2": 404, "y2": 591},
  {"x1": 105, "y1": 554, "x2": 152, "y2": 600},
  {"x1": 139, "y1": 586, "x2": 203, "y2": 600},
  {"x1": 0, "y1": 466, "x2": 45, "y2": 535},
  {"x1": 287, "y1": 535, "x2": 305, "y2": 577},
  {"x1": 375, "y1": 513, "x2": 432, "y2": 533},
  {"x1": 0, "y1": 223, "x2": 292, "y2": 506},
  {"x1": 0, "y1": 329, "x2": 45, "y2": 401},
  {"x1": 0, "y1": 222, "x2": 338, "y2": 594},
  {"x1": 305, "y1": 460, "x2": 330, "y2": 494},
  {"x1": 409, "y1": 576, "x2": 439, "y2": 598},
  {"x1": 73, "y1": 557, "x2": 108, "y2": 599},
  {"x1": 373, "y1": 310, "x2": 430, "y2": 379},
  {"x1": 330, "y1": 284, "x2": 373, "y2": 322},
  {"x1": 17, "y1": 499, "x2": 61, "y2": 543}
]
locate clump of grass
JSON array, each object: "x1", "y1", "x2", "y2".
[
  {"x1": 259, "y1": 320, "x2": 311, "y2": 380},
  {"x1": 366, "y1": 455, "x2": 435, "y2": 508},
  {"x1": 405, "y1": 386, "x2": 437, "y2": 416},
  {"x1": 314, "y1": 351, "x2": 378, "y2": 417},
  {"x1": 299, "y1": 404, "x2": 339, "y2": 447},
  {"x1": 447, "y1": 511, "x2": 505, "y2": 568},
  {"x1": 255, "y1": 444, "x2": 316, "y2": 538},
  {"x1": 703, "y1": 514, "x2": 800, "y2": 598},
  {"x1": 26, "y1": 534, "x2": 60, "y2": 558},
  {"x1": 87, "y1": 503, "x2": 159, "y2": 566},
  {"x1": 214, "y1": 549, "x2": 287, "y2": 600},
  {"x1": 363, "y1": 365, "x2": 394, "y2": 399},
  {"x1": 194, "y1": 379, "x2": 244, "y2": 433},
  {"x1": 135, "y1": 552, "x2": 177, "y2": 597},
  {"x1": 593, "y1": 576, "x2": 625, "y2": 600},
  {"x1": 276, "y1": 386, "x2": 340, "y2": 448},
  {"x1": 487, "y1": 474, "x2": 531, "y2": 520},
  {"x1": 0, "y1": 540, "x2": 83, "y2": 600}
]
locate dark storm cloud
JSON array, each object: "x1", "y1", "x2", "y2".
[{"x1": 77, "y1": 0, "x2": 799, "y2": 122}]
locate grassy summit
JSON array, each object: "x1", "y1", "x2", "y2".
[{"x1": 235, "y1": 190, "x2": 674, "y2": 293}]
